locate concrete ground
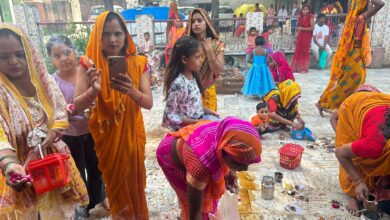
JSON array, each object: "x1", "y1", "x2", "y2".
[{"x1": 88, "y1": 68, "x2": 390, "y2": 220}]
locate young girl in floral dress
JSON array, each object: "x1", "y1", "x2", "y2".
[{"x1": 163, "y1": 36, "x2": 219, "y2": 131}]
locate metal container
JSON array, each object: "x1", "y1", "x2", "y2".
[
  {"x1": 360, "y1": 211, "x2": 381, "y2": 220},
  {"x1": 261, "y1": 175, "x2": 275, "y2": 200}
]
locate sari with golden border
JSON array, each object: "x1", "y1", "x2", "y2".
[
  {"x1": 318, "y1": 0, "x2": 371, "y2": 110},
  {"x1": 84, "y1": 12, "x2": 148, "y2": 219},
  {"x1": 0, "y1": 23, "x2": 88, "y2": 219},
  {"x1": 336, "y1": 92, "x2": 390, "y2": 198},
  {"x1": 186, "y1": 8, "x2": 225, "y2": 112}
]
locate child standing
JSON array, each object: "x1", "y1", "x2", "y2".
[
  {"x1": 246, "y1": 27, "x2": 258, "y2": 54},
  {"x1": 261, "y1": 26, "x2": 274, "y2": 54},
  {"x1": 46, "y1": 35, "x2": 105, "y2": 216},
  {"x1": 162, "y1": 36, "x2": 219, "y2": 131},
  {"x1": 242, "y1": 36, "x2": 276, "y2": 97},
  {"x1": 251, "y1": 102, "x2": 270, "y2": 135}
]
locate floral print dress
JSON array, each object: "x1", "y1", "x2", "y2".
[{"x1": 163, "y1": 74, "x2": 204, "y2": 131}]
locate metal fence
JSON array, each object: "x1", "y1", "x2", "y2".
[{"x1": 36, "y1": 14, "x2": 346, "y2": 58}]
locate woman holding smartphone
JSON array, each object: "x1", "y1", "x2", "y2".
[{"x1": 73, "y1": 11, "x2": 152, "y2": 219}]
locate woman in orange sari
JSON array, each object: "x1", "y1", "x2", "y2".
[
  {"x1": 165, "y1": 19, "x2": 185, "y2": 65},
  {"x1": 316, "y1": 0, "x2": 385, "y2": 116},
  {"x1": 335, "y1": 92, "x2": 390, "y2": 216},
  {"x1": 186, "y1": 8, "x2": 225, "y2": 112},
  {"x1": 73, "y1": 11, "x2": 153, "y2": 219}
]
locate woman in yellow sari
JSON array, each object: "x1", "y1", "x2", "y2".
[
  {"x1": 186, "y1": 8, "x2": 225, "y2": 112},
  {"x1": 264, "y1": 80, "x2": 305, "y2": 131},
  {"x1": 335, "y1": 92, "x2": 390, "y2": 216},
  {"x1": 316, "y1": 0, "x2": 384, "y2": 116},
  {"x1": 73, "y1": 12, "x2": 153, "y2": 219},
  {"x1": 0, "y1": 24, "x2": 88, "y2": 219}
]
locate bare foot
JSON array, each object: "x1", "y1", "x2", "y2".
[
  {"x1": 347, "y1": 197, "x2": 362, "y2": 216},
  {"x1": 315, "y1": 102, "x2": 324, "y2": 117}
]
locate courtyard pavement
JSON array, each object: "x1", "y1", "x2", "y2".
[{"x1": 88, "y1": 68, "x2": 390, "y2": 220}]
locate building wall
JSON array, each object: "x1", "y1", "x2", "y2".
[
  {"x1": 79, "y1": 0, "x2": 126, "y2": 21},
  {"x1": 371, "y1": 2, "x2": 390, "y2": 65}
]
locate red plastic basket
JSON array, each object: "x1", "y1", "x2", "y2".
[
  {"x1": 26, "y1": 153, "x2": 70, "y2": 194},
  {"x1": 279, "y1": 144, "x2": 304, "y2": 170}
]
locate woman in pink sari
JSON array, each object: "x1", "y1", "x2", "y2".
[
  {"x1": 268, "y1": 51, "x2": 295, "y2": 84},
  {"x1": 157, "y1": 117, "x2": 262, "y2": 219},
  {"x1": 291, "y1": 5, "x2": 314, "y2": 74}
]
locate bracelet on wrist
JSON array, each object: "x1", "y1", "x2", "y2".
[
  {"x1": 2, "y1": 161, "x2": 18, "y2": 176},
  {"x1": 0, "y1": 155, "x2": 17, "y2": 163}
]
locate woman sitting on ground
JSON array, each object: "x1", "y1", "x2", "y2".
[
  {"x1": 157, "y1": 117, "x2": 262, "y2": 219},
  {"x1": 335, "y1": 92, "x2": 390, "y2": 216},
  {"x1": 264, "y1": 80, "x2": 305, "y2": 131}
]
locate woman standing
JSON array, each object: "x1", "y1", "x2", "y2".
[
  {"x1": 335, "y1": 92, "x2": 390, "y2": 216},
  {"x1": 157, "y1": 117, "x2": 262, "y2": 219},
  {"x1": 290, "y1": 5, "x2": 314, "y2": 74},
  {"x1": 74, "y1": 11, "x2": 153, "y2": 219},
  {"x1": 0, "y1": 23, "x2": 88, "y2": 219},
  {"x1": 316, "y1": 0, "x2": 385, "y2": 116},
  {"x1": 186, "y1": 8, "x2": 225, "y2": 112}
]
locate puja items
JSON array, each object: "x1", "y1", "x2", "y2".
[{"x1": 261, "y1": 175, "x2": 275, "y2": 200}]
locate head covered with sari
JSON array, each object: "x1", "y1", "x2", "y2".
[
  {"x1": 332, "y1": 0, "x2": 371, "y2": 78},
  {"x1": 336, "y1": 92, "x2": 390, "y2": 198},
  {"x1": 170, "y1": 117, "x2": 262, "y2": 199},
  {"x1": 186, "y1": 8, "x2": 219, "y2": 40},
  {"x1": 0, "y1": 23, "x2": 68, "y2": 132},
  {"x1": 186, "y1": 8, "x2": 224, "y2": 88},
  {"x1": 265, "y1": 80, "x2": 301, "y2": 112},
  {"x1": 85, "y1": 11, "x2": 138, "y2": 131},
  {"x1": 0, "y1": 23, "x2": 88, "y2": 213},
  {"x1": 269, "y1": 51, "x2": 295, "y2": 83}
]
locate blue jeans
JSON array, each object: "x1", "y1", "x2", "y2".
[{"x1": 291, "y1": 20, "x2": 297, "y2": 35}]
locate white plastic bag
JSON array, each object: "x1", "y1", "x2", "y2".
[{"x1": 210, "y1": 190, "x2": 240, "y2": 220}]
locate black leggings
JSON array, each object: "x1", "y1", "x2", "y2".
[{"x1": 62, "y1": 133, "x2": 105, "y2": 211}]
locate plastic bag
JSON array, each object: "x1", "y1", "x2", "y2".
[{"x1": 211, "y1": 191, "x2": 240, "y2": 220}]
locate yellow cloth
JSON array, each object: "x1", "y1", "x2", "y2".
[
  {"x1": 0, "y1": 23, "x2": 87, "y2": 217},
  {"x1": 202, "y1": 84, "x2": 217, "y2": 112},
  {"x1": 264, "y1": 80, "x2": 301, "y2": 115},
  {"x1": 318, "y1": 0, "x2": 371, "y2": 110},
  {"x1": 336, "y1": 92, "x2": 390, "y2": 197},
  {"x1": 186, "y1": 8, "x2": 225, "y2": 112},
  {"x1": 86, "y1": 11, "x2": 148, "y2": 219}
]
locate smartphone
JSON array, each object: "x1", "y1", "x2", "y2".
[{"x1": 107, "y1": 56, "x2": 127, "y2": 78}]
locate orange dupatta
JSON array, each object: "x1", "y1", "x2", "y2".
[
  {"x1": 336, "y1": 92, "x2": 390, "y2": 197},
  {"x1": 86, "y1": 11, "x2": 148, "y2": 219}
]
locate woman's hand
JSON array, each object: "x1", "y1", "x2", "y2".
[
  {"x1": 5, "y1": 163, "x2": 31, "y2": 192},
  {"x1": 110, "y1": 73, "x2": 134, "y2": 95},
  {"x1": 292, "y1": 122, "x2": 303, "y2": 130},
  {"x1": 260, "y1": 124, "x2": 267, "y2": 132},
  {"x1": 225, "y1": 170, "x2": 238, "y2": 194},
  {"x1": 355, "y1": 181, "x2": 369, "y2": 201},
  {"x1": 86, "y1": 68, "x2": 101, "y2": 91},
  {"x1": 40, "y1": 130, "x2": 57, "y2": 150},
  {"x1": 203, "y1": 38, "x2": 213, "y2": 52}
]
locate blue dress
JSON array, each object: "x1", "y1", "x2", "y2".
[{"x1": 242, "y1": 50, "x2": 276, "y2": 97}]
